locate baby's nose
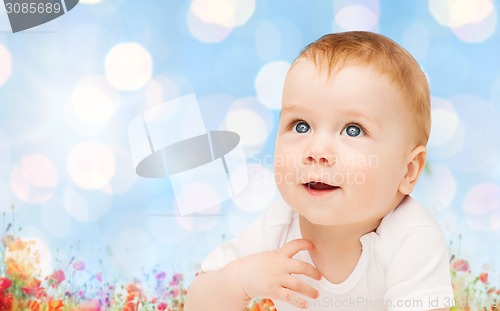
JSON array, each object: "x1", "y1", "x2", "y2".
[
  {"x1": 304, "y1": 140, "x2": 335, "y2": 166},
  {"x1": 304, "y1": 153, "x2": 335, "y2": 166}
]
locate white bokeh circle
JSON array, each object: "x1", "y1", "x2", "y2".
[
  {"x1": 334, "y1": 4, "x2": 379, "y2": 31},
  {"x1": 429, "y1": 0, "x2": 497, "y2": 43},
  {"x1": 463, "y1": 183, "x2": 500, "y2": 231},
  {"x1": 224, "y1": 107, "x2": 269, "y2": 146},
  {"x1": 190, "y1": 0, "x2": 256, "y2": 28},
  {"x1": 105, "y1": 42, "x2": 153, "y2": 91},
  {"x1": 452, "y1": 5, "x2": 497, "y2": 43},
  {"x1": 255, "y1": 61, "x2": 291, "y2": 110},
  {"x1": 65, "y1": 75, "x2": 119, "y2": 136},
  {"x1": 415, "y1": 164, "x2": 457, "y2": 213},
  {"x1": 187, "y1": 9, "x2": 233, "y2": 43},
  {"x1": 71, "y1": 84, "x2": 117, "y2": 125},
  {"x1": 428, "y1": 108, "x2": 460, "y2": 147},
  {"x1": 10, "y1": 154, "x2": 59, "y2": 204},
  {"x1": 429, "y1": 0, "x2": 494, "y2": 27},
  {"x1": 67, "y1": 141, "x2": 116, "y2": 189}
]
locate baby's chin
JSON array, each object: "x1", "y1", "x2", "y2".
[
  {"x1": 297, "y1": 212, "x2": 339, "y2": 227},
  {"x1": 287, "y1": 203, "x2": 339, "y2": 226}
]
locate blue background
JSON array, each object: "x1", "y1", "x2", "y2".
[{"x1": 0, "y1": 0, "x2": 499, "y2": 286}]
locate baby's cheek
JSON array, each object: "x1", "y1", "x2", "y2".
[{"x1": 274, "y1": 162, "x2": 293, "y2": 186}]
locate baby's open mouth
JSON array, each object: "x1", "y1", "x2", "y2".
[{"x1": 304, "y1": 181, "x2": 339, "y2": 191}]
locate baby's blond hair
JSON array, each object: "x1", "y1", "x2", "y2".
[{"x1": 296, "y1": 31, "x2": 431, "y2": 146}]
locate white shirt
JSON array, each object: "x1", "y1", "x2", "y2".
[{"x1": 201, "y1": 196, "x2": 455, "y2": 310}]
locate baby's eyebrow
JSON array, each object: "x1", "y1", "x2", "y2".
[
  {"x1": 279, "y1": 106, "x2": 379, "y2": 127},
  {"x1": 280, "y1": 105, "x2": 305, "y2": 117},
  {"x1": 340, "y1": 109, "x2": 380, "y2": 127}
]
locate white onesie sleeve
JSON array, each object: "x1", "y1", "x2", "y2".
[
  {"x1": 383, "y1": 226, "x2": 455, "y2": 311},
  {"x1": 201, "y1": 201, "x2": 294, "y2": 273}
]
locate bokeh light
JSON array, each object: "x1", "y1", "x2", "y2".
[
  {"x1": 334, "y1": 4, "x2": 379, "y2": 31},
  {"x1": 65, "y1": 75, "x2": 119, "y2": 136},
  {"x1": 71, "y1": 76, "x2": 118, "y2": 124},
  {"x1": 429, "y1": 0, "x2": 497, "y2": 43},
  {"x1": 429, "y1": 0, "x2": 493, "y2": 27},
  {"x1": 105, "y1": 42, "x2": 153, "y2": 91},
  {"x1": 452, "y1": 5, "x2": 497, "y2": 43},
  {"x1": 224, "y1": 107, "x2": 269, "y2": 146},
  {"x1": 222, "y1": 97, "x2": 274, "y2": 150},
  {"x1": 67, "y1": 141, "x2": 116, "y2": 189},
  {"x1": 464, "y1": 183, "x2": 500, "y2": 231},
  {"x1": 10, "y1": 154, "x2": 58, "y2": 204},
  {"x1": 187, "y1": 9, "x2": 233, "y2": 43},
  {"x1": 332, "y1": 0, "x2": 380, "y2": 15},
  {"x1": 427, "y1": 97, "x2": 465, "y2": 159},
  {"x1": 0, "y1": 43, "x2": 12, "y2": 86},
  {"x1": 21, "y1": 154, "x2": 58, "y2": 188},
  {"x1": 255, "y1": 61, "x2": 290, "y2": 110},
  {"x1": 415, "y1": 164, "x2": 457, "y2": 213},
  {"x1": 142, "y1": 79, "x2": 165, "y2": 109},
  {"x1": 190, "y1": 0, "x2": 256, "y2": 28},
  {"x1": 428, "y1": 107, "x2": 460, "y2": 147}
]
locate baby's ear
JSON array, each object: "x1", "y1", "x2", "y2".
[{"x1": 398, "y1": 145, "x2": 427, "y2": 195}]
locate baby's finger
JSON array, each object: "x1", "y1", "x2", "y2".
[
  {"x1": 277, "y1": 287, "x2": 309, "y2": 309},
  {"x1": 279, "y1": 239, "x2": 314, "y2": 258},
  {"x1": 288, "y1": 259, "x2": 322, "y2": 281},
  {"x1": 283, "y1": 275, "x2": 319, "y2": 300}
]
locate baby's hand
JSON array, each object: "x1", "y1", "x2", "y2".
[{"x1": 236, "y1": 239, "x2": 322, "y2": 309}]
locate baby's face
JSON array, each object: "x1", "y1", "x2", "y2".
[{"x1": 274, "y1": 58, "x2": 413, "y2": 227}]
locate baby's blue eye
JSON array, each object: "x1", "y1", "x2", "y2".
[
  {"x1": 342, "y1": 124, "x2": 364, "y2": 137},
  {"x1": 293, "y1": 121, "x2": 310, "y2": 134}
]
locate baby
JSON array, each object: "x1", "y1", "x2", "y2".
[{"x1": 185, "y1": 31, "x2": 454, "y2": 311}]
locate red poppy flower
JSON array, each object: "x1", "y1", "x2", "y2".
[
  {"x1": 452, "y1": 259, "x2": 470, "y2": 272},
  {"x1": 479, "y1": 272, "x2": 488, "y2": 284},
  {"x1": 0, "y1": 278, "x2": 12, "y2": 292},
  {"x1": 47, "y1": 269, "x2": 65, "y2": 288}
]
